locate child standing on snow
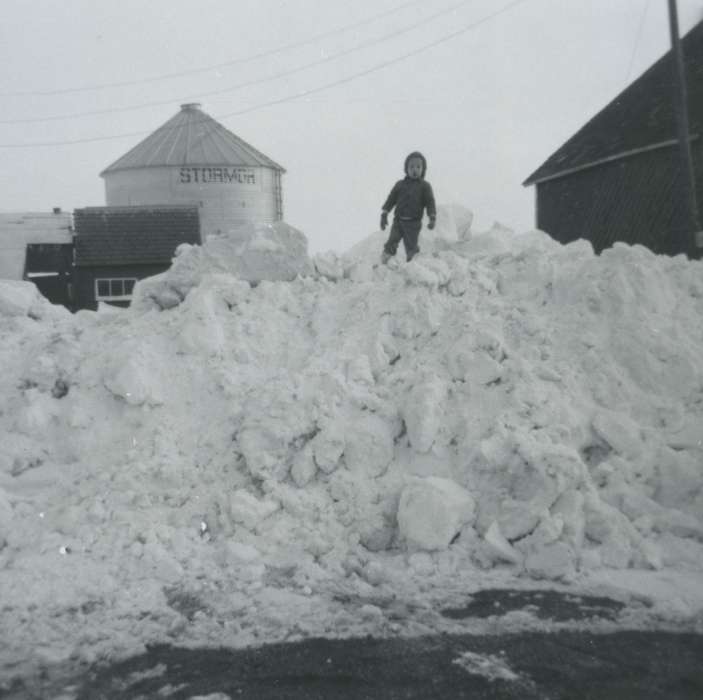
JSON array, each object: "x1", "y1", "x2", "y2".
[{"x1": 380, "y1": 151, "x2": 437, "y2": 264}]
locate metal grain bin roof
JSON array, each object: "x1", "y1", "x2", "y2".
[{"x1": 101, "y1": 103, "x2": 285, "y2": 176}]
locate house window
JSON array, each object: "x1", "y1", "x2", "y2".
[{"x1": 95, "y1": 277, "x2": 137, "y2": 301}]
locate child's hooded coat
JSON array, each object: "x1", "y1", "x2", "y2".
[{"x1": 381, "y1": 151, "x2": 437, "y2": 223}]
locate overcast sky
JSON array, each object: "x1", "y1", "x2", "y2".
[{"x1": 1, "y1": 0, "x2": 702, "y2": 253}]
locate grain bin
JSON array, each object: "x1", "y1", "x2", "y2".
[{"x1": 100, "y1": 104, "x2": 285, "y2": 239}]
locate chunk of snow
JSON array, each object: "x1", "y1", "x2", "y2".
[
  {"x1": 229, "y1": 490, "x2": 280, "y2": 530},
  {"x1": 483, "y1": 521, "x2": 523, "y2": 565},
  {"x1": 453, "y1": 651, "x2": 522, "y2": 682},
  {"x1": 401, "y1": 377, "x2": 447, "y2": 453},
  {"x1": 343, "y1": 412, "x2": 394, "y2": 477},
  {"x1": 313, "y1": 251, "x2": 345, "y2": 281},
  {"x1": 0, "y1": 279, "x2": 67, "y2": 319},
  {"x1": 397, "y1": 477, "x2": 476, "y2": 551},
  {"x1": 524, "y1": 541, "x2": 576, "y2": 580}
]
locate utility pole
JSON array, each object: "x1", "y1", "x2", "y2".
[{"x1": 667, "y1": 0, "x2": 702, "y2": 256}]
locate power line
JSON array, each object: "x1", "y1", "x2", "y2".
[
  {"x1": 0, "y1": 0, "x2": 428, "y2": 98},
  {"x1": 0, "y1": 0, "x2": 476, "y2": 125},
  {"x1": 624, "y1": 0, "x2": 651, "y2": 83},
  {"x1": 0, "y1": 0, "x2": 532, "y2": 149},
  {"x1": 219, "y1": 0, "x2": 533, "y2": 119}
]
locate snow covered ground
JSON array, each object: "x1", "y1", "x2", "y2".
[{"x1": 1, "y1": 206, "x2": 702, "y2": 683}]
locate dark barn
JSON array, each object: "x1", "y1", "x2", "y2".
[
  {"x1": 73, "y1": 205, "x2": 200, "y2": 310},
  {"x1": 523, "y1": 20, "x2": 703, "y2": 259}
]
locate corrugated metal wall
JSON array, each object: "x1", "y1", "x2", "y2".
[
  {"x1": 103, "y1": 165, "x2": 282, "y2": 239},
  {"x1": 536, "y1": 145, "x2": 703, "y2": 258}
]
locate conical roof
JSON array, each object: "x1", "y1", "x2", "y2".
[{"x1": 101, "y1": 103, "x2": 285, "y2": 176}]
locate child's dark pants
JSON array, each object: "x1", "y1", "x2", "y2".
[{"x1": 383, "y1": 218, "x2": 422, "y2": 261}]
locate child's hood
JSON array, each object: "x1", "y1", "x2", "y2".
[{"x1": 404, "y1": 151, "x2": 427, "y2": 179}]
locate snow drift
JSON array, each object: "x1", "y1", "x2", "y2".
[{"x1": 1, "y1": 208, "x2": 702, "y2": 677}]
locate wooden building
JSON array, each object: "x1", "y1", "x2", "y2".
[
  {"x1": 73, "y1": 205, "x2": 200, "y2": 310},
  {"x1": 100, "y1": 103, "x2": 285, "y2": 241},
  {"x1": 24, "y1": 241, "x2": 74, "y2": 309},
  {"x1": 523, "y1": 20, "x2": 703, "y2": 259},
  {"x1": 0, "y1": 210, "x2": 74, "y2": 308}
]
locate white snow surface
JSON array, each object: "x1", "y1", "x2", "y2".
[
  {"x1": 1, "y1": 210, "x2": 703, "y2": 679},
  {"x1": 452, "y1": 650, "x2": 523, "y2": 683}
]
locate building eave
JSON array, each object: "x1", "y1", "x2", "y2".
[{"x1": 523, "y1": 135, "x2": 700, "y2": 187}]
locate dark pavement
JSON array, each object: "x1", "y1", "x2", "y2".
[{"x1": 2, "y1": 590, "x2": 702, "y2": 699}]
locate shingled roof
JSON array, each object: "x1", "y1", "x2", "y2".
[
  {"x1": 524, "y1": 20, "x2": 703, "y2": 186},
  {"x1": 73, "y1": 205, "x2": 201, "y2": 266},
  {"x1": 100, "y1": 103, "x2": 285, "y2": 176}
]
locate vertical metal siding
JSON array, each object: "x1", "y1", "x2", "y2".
[
  {"x1": 104, "y1": 165, "x2": 281, "y2": 237},
  {"x1": 536, "y1": 147, "x2": 694, "y2": 256}
]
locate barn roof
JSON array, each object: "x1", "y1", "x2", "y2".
[
  {"x1": 73, "y1": 205, "x2": 201, "y2": 267},
  {"x1": 100, "y1": 103, "x2": 285, "y2": 176},
  {"x1": 523, "y1": 20, "x2": 703, "y2": 186}
]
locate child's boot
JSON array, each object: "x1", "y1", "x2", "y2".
[{"x1": 381, "y1": 251, "x2": 392, "y2": 265}]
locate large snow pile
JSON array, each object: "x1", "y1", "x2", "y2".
[{"x1": 1, "y1": 208, "x2": 702, "y2": 677}]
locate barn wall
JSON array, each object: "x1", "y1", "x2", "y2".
[
  {"x1": 74, "y1": 264, "x2": 166, "y2": 311},
  {"x1": 536, "y1": 145, "x2": 703, "y2": 258},
  {"x1": 696, "y1": 137, "x2": 703, "y2": 254}
]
